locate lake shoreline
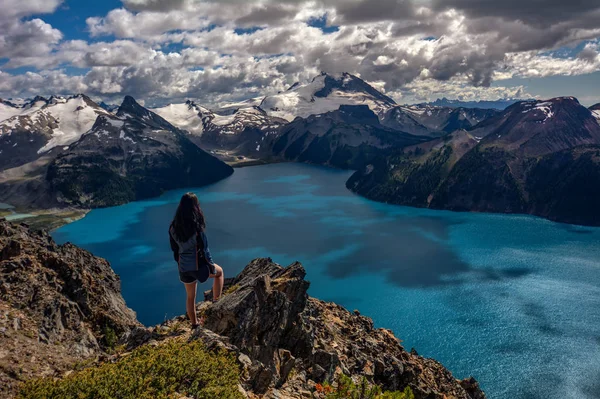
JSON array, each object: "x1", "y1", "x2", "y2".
[{"x1": 7, "y1": 158, "x2": 600, "y2": 231}]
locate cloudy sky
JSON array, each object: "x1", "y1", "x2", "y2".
[{"x1": 1, "y1": 0, "x2": 599, "y2": 107}]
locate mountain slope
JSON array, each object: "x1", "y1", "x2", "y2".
[
  {"x1": 0, "y1": 99, "x2": 22, "y2": 121},
  {"x1": 268, "y1": 104, "x2": 429, "y2": 169},
  {"x1": 0, "y1": 220, "x2": 139, "y2": 397},
  {"x1": 0, "y1": 95, "x2": 110, "y2": 170},
  {"x1": 347, "y1": 130, "x2": 479, "y2": 207},
  {"x1": 348, "y1": 97, "x2": 600, "y2": 226},
  {"x1": 471, "y1": 97, "x2": 600, "y2": 157},
  {"x1": 381, "y1": 105, "x2": 499, "y2": 136},
  {"x1": 260, "y1": 72, "x2": 397, "y2": 122},
  {"x1": 152, "y1": 101, "x2": 287, "y2": 154},
  {"x1": 45, "y1": 96, "x2": 234, "y2": 208}
]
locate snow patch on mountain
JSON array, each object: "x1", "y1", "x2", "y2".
[
  {"x1": 0, "y1": 95, "x2": 110, "y2": 154},
  {"x1": 521, "y1": 100, "x2": 556, "y2": 122},
  {"x1": 215, "y1": 97, "x2": 263, "y2": 115},
  {"x1": 36, "y1": 96, "x2": 111, "y2": 153},
  {"x1": 153, "y1": 99, "x2": 286, "y2": 138},
  {"x1": 0, "y1": 97, "x2": 49, "y2": 122},
  {"x1": 0, "y1": 101, "x2": 22, "y2": 122},
  {"x1": 151, "y1": 102, "x2": 207, "y2": 135}
]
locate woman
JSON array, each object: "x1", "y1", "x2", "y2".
[{"x1": 169, "y1": 193, "x2": 224, "y2": 328}]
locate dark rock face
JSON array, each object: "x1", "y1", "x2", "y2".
[
  {"x1": 199, "y1": 258, "x2": 485, "y2": 399},
  {"x1": 471, "y1": 97, "x2": 600, "y2": 157},
  {"x1": 46, "y1": 97, "x2": 234, "y2": 208},
  {"x1": 268, "y1": 105, "x2": 428, "y2": 169},
  {"x1": 0, "y1": 219, "x2": 139, "y2": 397},
  {"x1": 348, "y1": 98, "x2": 600, "y2": 226}
]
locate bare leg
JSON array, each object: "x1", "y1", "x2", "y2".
[
  {"x1": 209, "y1": 264, "x2": 224, "y2": 301},
  {"x1": 184, "y1": 281, "x2": 198, "y2": 326}
]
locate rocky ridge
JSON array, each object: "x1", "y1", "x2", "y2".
[
  {"x1": 348, "y1": 97, "x2": 600, "y2": 226},
  {"x1": 0, "y1": 219, "x2": 139, "y2": 397},
  {"x1": 267, "y1": 104, "x2": 429, "y2": 169},
  {"x1": 124, "y1": 258, "x2": 487, "y2": 399},
  {"x1": 381, "y1": 105, "x2": 499, "y2": 137},
  {"x1": 0, "y1": 96, "x2": 233, "y2": 210},
  {"x1": 1, "y1": 221, "x2": 485, "y2": 399}
]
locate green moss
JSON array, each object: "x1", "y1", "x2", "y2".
[
  {"x1": 224, "y1": 284, "x2": 240, "y2": 296},
  {"x1": 18, "y1": 340, "x2": 243, "y2": 399}
]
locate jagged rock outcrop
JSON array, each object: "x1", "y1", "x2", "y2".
[
  {"x1": 125, "y1": 258, "x2": 484, "y2": 399},
  {"x1": 0, "y1": 219, "x2": 139, "y2": 398},
  {"x1": 197, "y1": 258, "x2": 484, "y2": 399}
]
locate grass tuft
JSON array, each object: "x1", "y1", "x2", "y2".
[{"x1": 18, "y1": 340, "x2": 243, "y2": 399}]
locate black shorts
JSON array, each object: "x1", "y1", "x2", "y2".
[{"x1": 179, "y1": 263, "x2": 216, "y2": 284}]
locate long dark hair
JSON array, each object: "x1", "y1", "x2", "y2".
[{"x1": 171, "y1": 192, "x2": 205, "y2": 241}]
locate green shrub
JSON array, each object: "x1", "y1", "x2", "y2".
[
  {"x1": 317, "y1": 374, "x2": 414, "y2": 399},
  {"x1": 103, "y1": 326, "x2": 117, "y2": 351},
  {"x1": 18, "y1": 340, "x2": 243, "y2": 399}
]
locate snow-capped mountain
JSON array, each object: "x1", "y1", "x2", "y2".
[
  {"x1": 260, "y1": 72, "x2": 397, "y2": 122},
  {"x1": 590, "y1": 103, "x2": 600, "y2": 122},
  {"x1": 0, "y1": 95, "x2": 110, "y2": 170},
  {"x1": 152, "y1": 100, "x2": 287, "y2": 154},
  {"x1": 0, "y1": 99, "x2": 22, "y2": 122},
  {"x1": 44, "y1": 96, "x2": 233, "y2": 208},
  {"x1": 0, "y1": 96, "x2": 49, "y2": 122},
  {"x1": 381, "y1": 105, "x2": 499, "y2": 136},
  {"x1": 214, "y1": 97, "x2": 264, "y2": 115},
  {"x1": 151, "y1": 101, "x2": 209, "y2": 136}
]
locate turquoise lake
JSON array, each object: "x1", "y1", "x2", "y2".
[{"x1": 52, "y1": 162, "x2": 600, "y2": 399}]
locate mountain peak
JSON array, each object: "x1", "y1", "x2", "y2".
[
  {"x1": 314, "y1": 72, "x2": 396, "y2": 105},
  {"x1": 116, "y1": 95, "x2": 181, "y2": 131},
  {"x1": 117, "y1": 95, "x2": 146, "y2": 117},
  {"x1": 261, "y1": 72, "x2": 397, "y2": 121}
]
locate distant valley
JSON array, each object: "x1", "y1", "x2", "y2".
[{"x1": 1, "y1": 72, "x2": 600, "y2": 226}]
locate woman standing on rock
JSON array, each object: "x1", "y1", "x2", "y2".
[{"x1": 169, "y1": 192, "x2": 224, "y2": 328}]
